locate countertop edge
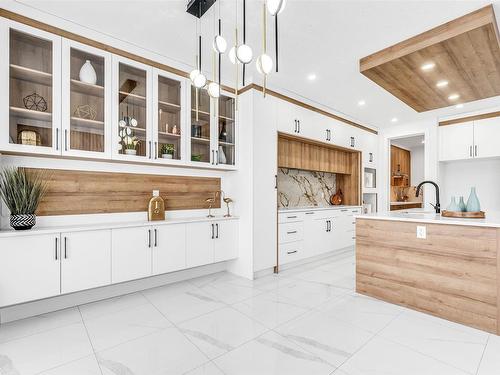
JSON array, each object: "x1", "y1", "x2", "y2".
[
  {"x1": 355, "y1": 214, "x2": 500, "y2": 228},
  {"x1": 278, "y1": 205, "x2": 362, "y2": 214}
]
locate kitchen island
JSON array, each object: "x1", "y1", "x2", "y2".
[{"x1": 355, "y1": 211, "x2": 500, "y2": 334}]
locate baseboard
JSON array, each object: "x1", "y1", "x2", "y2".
[{"x1": 0, "y1": 262, "x2": 226, "y2": 324}]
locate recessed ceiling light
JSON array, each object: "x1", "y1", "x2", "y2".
[
  {"x1": 436, "y1": 80, "x2": 448, "y2": 88},
  {"x1": 421, "y1": 62, "x2": 435, "y2": 71},
  {"x1": 455, "y1": 104, "x2": 464, "y2": 109},
  {"x1": 307, "y1": 73, "x2": 317, "y2": 81},
  {"x1": 391, "y1": 117, "x2": 398, "y2": 123},
  {"x1": 358, "y1": 100, "x2": 366, "y2": 106},
  {"x1": 448, "y1": 94, "x2": 460, "y2": 101}
]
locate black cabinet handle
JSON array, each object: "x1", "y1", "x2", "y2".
[
  {"x1": 369, "y1": 152, "x2": 373, "y2": 162},
  {"x1": 216, "y1": 223, "x2": 219, "y2": 238},
  {"x1": 475, "y1": 145, "x2": 478, "y2": 157},
  {"x1": 294, "y1": 119, "x2": 297, "y2": 133},
  {"x1": 64, "y1": 130, "x2": 68, "y2": 151},
  {"x1": 55, "y1": 237, "x2": 58, "y2": 260},
  {"x1": 287, "y1": 215, "x2": 297, "y2": 219},
  {"x1": 154, "y1": 229, "x2": 158, "y2": 247},
  {"x1": 305, "y1": 212, "x2": 315, "y2": 215},
  {"x1": 211, "y1": 223, "x2": 215, "y2": 239},
  {"x1": 275, "y1": 175, "x2": 277, "y2": 189},
  {"x1": 287, "y1": 230, "x2": 297, "y2": 234},
  {"x1": 216, "y1": 150, "x2": 219, "y2": 165},
  {"x1": 149, "y1": 141, "x2": 152, "y2": 159},
  {"x1": 287, "y1": 250, "x2": 298, "y2": 254},
  {"x1": 470, "y1": 145, "x2": 472, "y2": 157},
  {"x1": 148, "y1": 229, "x2": 151, "y2": 248},
  {"x1": 64, "y1": 236, "x2": 68, "y2": 259},
  {"x1": 212, "y1": 150, "x2": 215, "y2": 165},
  {"x1": 56, "y1": 128, "x2": 59, "y2": 151},
  {"x1": 298, "y1": 120, "x2": 301, "y2": 133},
  {"x1": 154, "y1": 142, "x2": 158, "y2": 160},
  {"x1": 350, "y1": 137, "x2": 355, "y2": 147}
]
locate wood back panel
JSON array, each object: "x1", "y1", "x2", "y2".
[
  {"x1": 29, "y1": 169, "x2": 221, "y2": 216},
  {"x1": 356, "y1": 218, "x2": 498, "y2": 333}
]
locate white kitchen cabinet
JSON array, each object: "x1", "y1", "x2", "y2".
[
  {"x1": 60, "y1": 229, "x2": 112, "y2": 294},
  {"x1": 111, "y1": 226, "x2": 152, "y2": 283},
  {"x1": 186, "y1": 221, "x2": 214, "y2": 267},
  {"x1": 61, "y1": 39, "x2": 112, "y2": 159},
  {"x1": 472, "y1": 117, "x2": 500, "y2": 159},
  {"x1": 276, "y1": 99, "x2": 299, "y2": 135},
  {"x1": 439, "y1": 121, "x2": 474, "y2": 161},
  {"x1": 214, "y1": 219, "x2": 238, "y2": 262},
  {"x1": 152, "y1": 223, "x2": 186, "y2": 275},
  {"x1": 0, "y1": 234, "x2": 60, "y2": 307},
  {"x1": 0, "y1": 19, "x2": 62, "y2": 156}
]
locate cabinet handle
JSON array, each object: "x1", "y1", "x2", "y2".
[
  {"x1": 216, "y1": 150, "x2": 219, "y2": 165},
  {"x1": 287, "y1": 250, "x2": 298, "y2": 254},
  {"x1": 149, "y1": 141, "x2": 152, "y2": 159},
  {"x1": 154, "y1": 142, "x2": 158, "y2": 160},
  {"x1": 305, "y1": 212, "x2": 315, "y2": 215},
  {"x1": 350, "y1": 137, "x2": 355, "y2": 147},
  {"x1": 287, "y1": 215, "x2": 297, "y2": 219},
  {"x1": 275, "y1": 175, "x2": 278, "y2": 189},
  {"x1": 216, "y1": 223, "x2": 219, "y2": 239},
  {"x1": 212, "y1": 150, "x2": 215, "y2": 165},
  {"x1": 154, "y1": 228, "x2": 157, "y2": 247},
  {"x1": 211, "y1": 223, "x2": 215, "y2": 239},
  {"x1": 64, "y1": 130, "x2": 68, "y2": 151},
  {"x1": 298, "y1": 120, "x2": 301, "y2": 133},
  {"x1": 470, "y1": 145, "x2": 473, "y2": 157},
  {"x1": 55, "y1": 237, "x2": 58, "y2": 260},
  {"x1": 287, "y1": 230, "x2": 297, "y2": 234},
  {"x1": 369, "y1": 152, "x2": 373, "y2": 162},
  {"x1": 148, "y1": 229, "x2": 151, "y2": 248},
  {"x1": 326, "y1": 220, "x2": 329, "y2": 232},
  {"x1": 64, "y1": 236, "x2": 67, "y2": 259},
  {"x1": 56, "y1": 128, "x2": 59, "y2": 151},
  {"x1": 475, "y1": 145, "x2": 478, "y2": 157},
  {"x1": 341, "y1": 209, "x2": 349, "y2": 212}
]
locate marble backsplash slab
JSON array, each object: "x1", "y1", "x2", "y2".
[{"x1": 277, "y1": 168, "x2": 336, "y2": 208}]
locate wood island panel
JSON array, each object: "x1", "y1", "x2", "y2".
[
  {"x1": 356, "y1": 218, "x2": 499, "y2": 334},
  {"x1": 29, "y1": 168, "x2": 221, "y2": 216}
]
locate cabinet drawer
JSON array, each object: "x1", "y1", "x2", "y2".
[
  {"x1": 279, "y1": 241, "x2": 304, "y2": 265},
  {"x1": 279, "y1": 222, "x2": 303, "y2": 243},
  {"x1": 278, "y1": 212, "x2": 304, "y2": 223}
]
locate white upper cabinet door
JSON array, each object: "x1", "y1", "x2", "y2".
[
  {"x1": 331, "y1": 120, "x2": 354, "y2": 149},
  {"x1": 186, "y1": 221, "x2": 214, "y2": 267},
  {"x1": 276, "y1": 99, "x2": 299, "y2": 135},
  {"x1": 60, "y1": 229, "x2": 112, "y2": 294},
  {"x1": 362, "y1": 132, "x2": 378, "y2": 166},
  {"x1": 214, "y1": 220, "x2": 238, "y2": 262},
  {"x1": 473, "y1": 117, "x2": 500, "y2": 159},
  {"x1": 111, "y1": 55, "x2": 153, "y2": 162},
  {"x1": 111, "y1": 226, "x2": 152, "y2": 283},
  {"x1": 215, "y1": 92, "x2": 237, "y2": 169},
  {"x1": 0, "y1": 20, "x2": 62, "y2": 156},
  {"x1": 152, "y1": 68, "x2": 187, "y2": 164},
  {"x1": 61, "y1": 39, "x2": 112, "y2": 159},
  {"x1": 152, "y1": 223, "x2": 186, "y2": 275},
  {"x1": 0, "y1": 234, "x2": 60, "y2": 307},
  {"x1": 439, "y1": 121, "x2": 474, "y2": 161}
]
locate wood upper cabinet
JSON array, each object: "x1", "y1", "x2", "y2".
[
  {"x1": 0, "y1": 234, "x2": 60, "y2": 307},
  {"x1": 391, "y1": 145, "x2": 410, "y2": 186},
  {"x1": 0, "y1": 20, "x2": 62, "y2": 155}
]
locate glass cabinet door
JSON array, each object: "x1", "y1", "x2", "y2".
[
  {"x1": 116, "y1": 61, "x2": 149, "y2": 158},
  {"x1": 217, "y1": 94, "x2": 236, "y2": 166},
  {"x1": 63, "y1": 40, "x2": 111, "y2": 157},
  {"x1": 156, "y1": 74, "x2": 183, "y2": 161},
  {"x1": 6, "y1": 24, "x2": 61, "y2": 154},
  {"x1": 190, "y1": 86, "x2": 212, "y2": 164}
]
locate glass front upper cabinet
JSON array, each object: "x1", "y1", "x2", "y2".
[
  {"x1": 62, "y1": 40, "x2": 111, "y2": 157},
  {"x1": 155, "y1": 72, "x2": 183, "y2": 161},
  {"x1": 217, "y1": 94, "x2": 236, "y2": 166},
  {"x1": 113, "y1": 57, "x2": 151, "y2": 160},
  {"x1": 190, "y1": 86, "x2": 212, "y2": 164},
  {"x1": 4, "y1": 22, "x2": 61, "y2": 154}
]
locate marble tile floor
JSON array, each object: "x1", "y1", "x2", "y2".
[{"x1": 0, "y1": 249, "x2": 499, "y2": 375}]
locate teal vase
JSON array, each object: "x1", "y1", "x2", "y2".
[
  {"x1": 458, "y1": 196, "x2": 466, "y2": 212},
  {"x1": 446, "y1": 197, "x2": 460, "y2": 212},
  {"x1": 466, "y1": 187, "x2": 481, "y2": 212}
]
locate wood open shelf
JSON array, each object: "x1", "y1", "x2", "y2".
[
  {"x1": 158, "y1": 131, "x2": 181, "y2": 138},
  {"x1": 191, "y1": 136, "x2": 210, "y2": 143},
  {"x1": 10, "y1": 64, "x2": 52, "y2": 86},
  {"x1": 219, "y1": 115, "x2": 234, "y2": 121},
  {"x1": 71, "y1": 79, "x2": 104, "y2": 97},
  {"x1": 119, "y1": 91, "x2": 146, "y2": 106},
  {"x1": 218, "y1": 141, "x2": 234, "y2": 146},
  {"x1": 158, "y1": 101, "x2": 181, "y2": 112},
  {"x1": 191, "y1": 108, "x2": 210, "y2": 117},
  {"x1": 70, "y1": 116, "x2": 104, "y2": 128},
  {"x1": 10, "y1": 106, "x2": 52, "y2": 122}
]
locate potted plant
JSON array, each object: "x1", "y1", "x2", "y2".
[
  {"x1": 122, "y1": 136, "x2": 139, "y2": 155},
  {"x1": 161, "y1": 144, "x2": 175, "y2": 159},
  {"x1": 0, "y1": 167, "x2": 49, "y2": 230}
]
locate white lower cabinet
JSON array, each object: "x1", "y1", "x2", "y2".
[
  {"x1": 61, "y1": 230, "x2": 112, "y2": 294},
  {"x1": 0, "y1": 234, "x2": 60, "y2": 306},
  {"x1": 111, "y1": 226, "x2": 152, "y2": 283},
  {"x1": 152, "y1": 224, "x2": 186, "y2": 275},
  {"x1": 214, "y1": 220, "x2": 238, "y2": 262}
]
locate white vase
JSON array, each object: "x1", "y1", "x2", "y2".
[
  {"x1": 218, "y1": 146, "x2": 227, "y2": 164},
  {"x1": 162, "y1": 154, "x2": 173, "y2": 159},
  {"x1": 79, "y1": 60, "x2": 97, "y2": 85},
  {"x1": 124, "y1": 149, "x2": 137, "y2": 155}
]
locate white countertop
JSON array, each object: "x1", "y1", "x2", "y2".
[
  {"x1": 278, "y1": 205, "x2": 361, "y2": 214},
  {"x1": 0, "y1": 215, "x2": 239, "y2": 238},
  {"x1": 356, "y1": 210, "x2": 500, "y2": 228}
]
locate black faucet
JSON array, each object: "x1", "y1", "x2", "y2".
[{"x1": 416, "y1": 181, "x2": 440, "y2": 214}]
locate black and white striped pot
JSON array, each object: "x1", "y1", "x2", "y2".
[{"x1": 10, "y1": 214, "x2": 36, "y2": 230}]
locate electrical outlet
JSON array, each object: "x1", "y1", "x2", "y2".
[{"x1": 416, "y1": 225, "x2": 427, "y2": 239}]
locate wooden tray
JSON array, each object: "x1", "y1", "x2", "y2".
[{"x1": 441, "y1": 210, "x2": 485, "y2": 219}]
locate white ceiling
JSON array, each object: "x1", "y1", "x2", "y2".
[
  {"x1": 392, "y1": 135, "x2": 424, "y2": 150},
  {"x1": 12, "y1": 0, "x2": 500, "y2": 129}
]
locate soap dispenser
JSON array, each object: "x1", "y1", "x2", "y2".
[{"x1": 148, "y1": 190, "x2": 165, "y2": 221}]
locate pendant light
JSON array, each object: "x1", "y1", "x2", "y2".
[
  {"x1": 256, "y1": 2, "x2": 273, "y2": 76},
  {"x1": 228, "y1": 46, "x2": 238, "y2": 64},
  {"x1": 190, "y1": 20, "x2": 207, "y2": 88},
  {"x1": 213, "y1": 1, "x2": 227, "y2": 53},
  {"x1": 266, "y1": 0, "x2": 286, "y2": 16},
  {"x1": 236, "y1": 0, "x2": 252, "y2": 64},
  {"x1": 207, "y1": 6, "x2": 221, "y2": 99}
]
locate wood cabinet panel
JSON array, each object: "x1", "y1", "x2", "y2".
[
  {"x1": 391, "y1": 145, "x2": 410, "y2": 186},
  {"x1": 356, "y1": 218, "x2": 499, "y2": 334}
]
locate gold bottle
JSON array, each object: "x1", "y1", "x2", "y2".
[{"x1": 148, "y1": 190, "x2": 165, "y2": 221}]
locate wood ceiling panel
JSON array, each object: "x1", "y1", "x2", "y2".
[{"x1": 360, "y1": 5, "x2": 500, "y2": 112}]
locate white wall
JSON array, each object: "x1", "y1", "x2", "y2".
[{"x1": 440, "y1": 158, "x2": 500, "y2": 212}]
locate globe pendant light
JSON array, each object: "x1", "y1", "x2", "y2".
[
  {"x1": 256, "y1": 53, "x2": 273, "y2": 75},
  {"x1": 207, "y1": 81, "x2": 220, "y2": 98},
  {"x1": 190, "y1": 69, "x2": 201, "y2": 82},
  {"x1": 228, "y1": 46, "x2": 238, "y2": 64},
  {"x1": 193, "y1": 72, "x2": 207, "y2": 88},
  {"x1": 213, "y1": 35, "x2": 227, "y2": 54},
  {"x1": 236, "y1": 44, "x2": 253, "y2": 64},
  {"x1": 267, "y1": 0, "x2": 286, "y2": 16},
  {"x1": 191, "y1": 34, "x2": 207, "y2": 88}
]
